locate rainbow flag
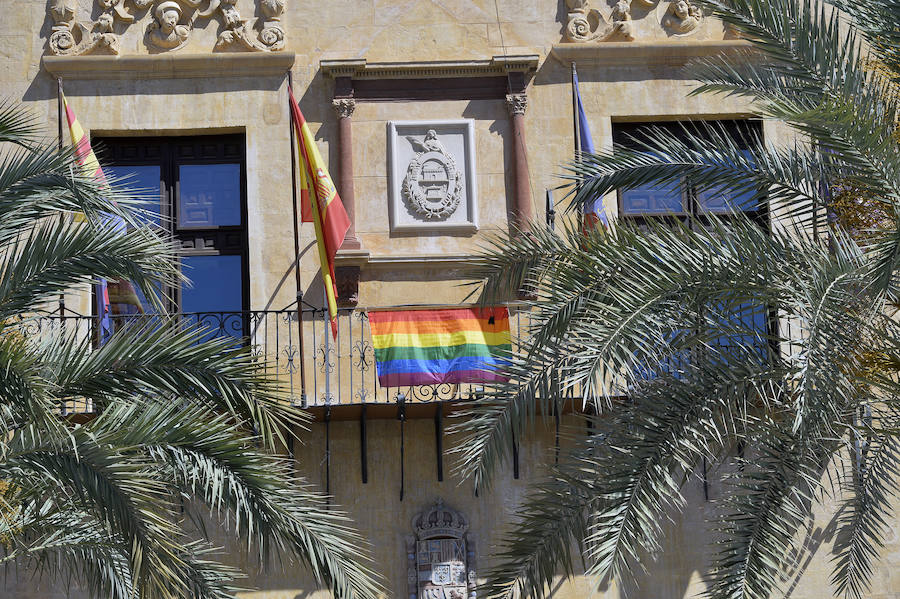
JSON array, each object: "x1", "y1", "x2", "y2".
[{"x1": 368, "y1": 307, "x2": 512, "y2": 388}]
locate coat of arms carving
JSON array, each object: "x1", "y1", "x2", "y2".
[
  {"x1": 402, "y1": 130, "x2": 463, "y2": 220},
  {"x1": 406, "y1": 499, "x2": 476, "y2": 599}
]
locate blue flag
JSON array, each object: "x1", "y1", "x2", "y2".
[{"x1": 573, "y1": 71, "x2": 608, "y2": 227}]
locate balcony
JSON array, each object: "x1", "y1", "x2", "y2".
[{"x1": 20, "y1": 306, "x2": 533, "y2": 412}]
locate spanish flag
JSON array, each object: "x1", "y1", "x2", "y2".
[
  {"x1": 288, "y1": 87, "x2": 350, "y2": 339},
  {"x1": 63, "y1": 93, "x2": 143, "y2": 342}
]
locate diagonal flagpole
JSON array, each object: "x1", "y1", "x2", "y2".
[
  {"x1": 571, "y1": 62, "x2": 583, "y2": 222},
  {"x1": 287, "y1": 70, "x2": 308, "y2": 408}
]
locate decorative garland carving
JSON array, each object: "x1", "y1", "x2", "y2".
[
  {"x1": 401, "y1": 130, "x2": 463, "y2": 221},
  {"x1": 563, "y1": 0, "x2": 634, "y2": 43},
  {"x1": 662, "y1": 0, "x2": 703, "y2": 34},
  {"x1": 46, "y1": 0, "x2": 286, "y2": 55}
]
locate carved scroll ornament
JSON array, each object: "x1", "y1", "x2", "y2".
[
  {"x1": 563, "y1": 0, "x2": 634, "y2": 43},
  {"x1": 47, "y1": 0, "x2": 286, "y2": 55}
]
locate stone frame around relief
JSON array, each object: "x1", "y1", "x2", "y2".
[{"x1": 387, "y1": 120, "x2": 478, "y2": 233}]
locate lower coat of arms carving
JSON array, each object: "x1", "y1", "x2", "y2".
[{"x1": 402, "y1": 130, "x2": 462, "y2": 220}]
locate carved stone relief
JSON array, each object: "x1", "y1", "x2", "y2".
[
  {"x1": 46, "y1": 0, "x2": 286, "y2": 55},
  {"x1": 387, "y1": 120, "x2": 477, "y2": 233},
  {"x1": 561, "y1": 0, "x2": 706, "y2": 41},
  {"x1": 662, "y1": 0, "x2": 703, "y2": 35},
  {"x1": 406, "y1": 499, "x2": 477, "y2": 599},
  {"x1": 563, "y1": 0, "x2": 634, "y2": 42}
]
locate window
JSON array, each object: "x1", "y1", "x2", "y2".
[
  {"x1": 94, "y1": 135, "x2": 249, "y2": 338},
  {"x1": 613, "y1": 120, "x2": 770, "y2": 371},
  {"x1": 614, "y1": 120, "x2": 765, "y2": 225}
]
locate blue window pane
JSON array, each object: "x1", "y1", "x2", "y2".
[
  {"x1": 710, "y1": 302, "x2": 769, "y2": 362},
  {"x1": 181, "y1": 255, "x2": 244, "y2": 342},
  {"x1": 697, "y1": 186, "x2": 758, "y2": 213},
  {"x1": 698, "y1": 151, "x2": 759, "y2": 213},
  {"x1": 622, "y1": 180, "x2": 684, "y2": 215},
  {"x1": 181, "y1": 255, "x2": 243, "y2": 313},
  {"x1": 106, "y1": 165, "x2": 161, "y2": 226},
  {"x1": 178, "y1": 164, "x2": 241, "y2": 227}
]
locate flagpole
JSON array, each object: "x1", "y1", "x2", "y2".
[
  {"x1": 571, "y1": 62, "x2": 584, "y2": 225},
  {"x1": 56, "y1": 77, "x2": 66, "y2": 318},
  {"x1": 287, "y1": 70, "x2": 308, "y2": 407}
]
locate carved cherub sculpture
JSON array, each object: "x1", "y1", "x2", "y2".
[
  {"x1": 147, "y1": 1, "x2": 191, "y2": 50},
  {"x1": 664, "y1": 0, "x2": 702, "y2": 33}
]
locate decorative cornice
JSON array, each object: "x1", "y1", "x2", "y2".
[
  {"x1": 42, "y1": 51, "x2": 295, "y2": 79},
  {"x1": 331, "y1": 98, "x2": 356, "y2": 119},
  {"x1": 320, "y1": 55, "x2": 540, "y2": 80},
  {"x1": 550, "y1": 40, "x2": 754, "y2": 67}
]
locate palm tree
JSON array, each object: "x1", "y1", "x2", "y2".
[
  {"x1": 0, "y1": 102, "x2": 381, "y2": 599},
  {"x1": 458, "y1": 0, "x2": 900, "y2": 598}
]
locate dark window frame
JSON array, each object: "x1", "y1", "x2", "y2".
[
  {"x1": 612, "y1": 120, "x2": 768, "y2": 228},
  {"x1": 93, "y1": 134, "x2": 250, "y2": 316},
  {"x1": 611, "y1": 119, "x2": 775, "y2": 370}
]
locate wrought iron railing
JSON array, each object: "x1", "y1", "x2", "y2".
[{"x1": 19, "y1": 306, "x2": 533, "y2": 408}]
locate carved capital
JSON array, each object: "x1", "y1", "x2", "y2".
[
  {"x1": 505, "y1": 93, "x2": 528, "y2": 116},
  {"x1": 332, "y1": 98, "x2": 356, "y2": 119}
]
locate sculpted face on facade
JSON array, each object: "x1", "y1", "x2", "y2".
[
  {"x1": 663, "y1": 0, "x2": 704, "y2": 34},
  {"x1": 46, "y1": 0, "x2": 286, "y2": 55}
]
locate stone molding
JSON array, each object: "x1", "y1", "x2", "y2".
[
  {"x1": 320, "y1": 55, "x2": 540, "y2": 80},
  {"x1": 550, "y1": 40, "x2": 754, "y2": 67},
  {"x1": 331, "y1": 98, "x2": 356, "y2": 119},
  {"x1": 46, "y1": 0, "x2": 286, "y2": 56},
  {"x1": 42, "y1": 51, "x2": 295, "y2": 79},
  {"x1": 364, "y1": 254, "x2": 478, "y2": 269}
]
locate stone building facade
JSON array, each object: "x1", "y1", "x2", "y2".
[{"x1": 2, "y1": 0, "x2": 899, "y2": 598}]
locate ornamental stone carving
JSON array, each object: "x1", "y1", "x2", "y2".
[
  {"x1": 45, "y1": 0, "x2": 286, "y2": 55},
  {"x1": 662, "y1": 0, "x2": 703, "y2": 34},
  {"x1": 563, "y1": 0, "x2": 634, "y2": 42},
  {"x1": 406, "y1": 499, "x2": 477, "y2": 599},
  {"x1": 332, "y1": 98, "x2": 356, "y2": 119},
  {"x1": 505, "y1": 93, "x2": 527, "y2": 116},
  {"x1": 387, "y1": 120, "x2": 477, "y2": 233},
  {"x1": 402, "y1": 130, "x2": 463, "y2": 220},
  {"x1": 49, "y1": 0, "x2": 119, "y2": 55}
]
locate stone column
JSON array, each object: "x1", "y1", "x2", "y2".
[
  {"x1": 506, "y1": 93, "x2": 532, "y2": 234},
  {"x1": 332, "y1": 98, "x2": 361, "y2": 249}
]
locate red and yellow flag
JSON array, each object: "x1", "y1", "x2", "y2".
[
  {"x1": 64, "y1": 94, "x2": 106, "y2": 224},
  {"x1": 63, "y1": 94, "x2": 143, "y2": 322},
  {"x1": 288, "y1": 87, "x2": 350, "y2": 339}
]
